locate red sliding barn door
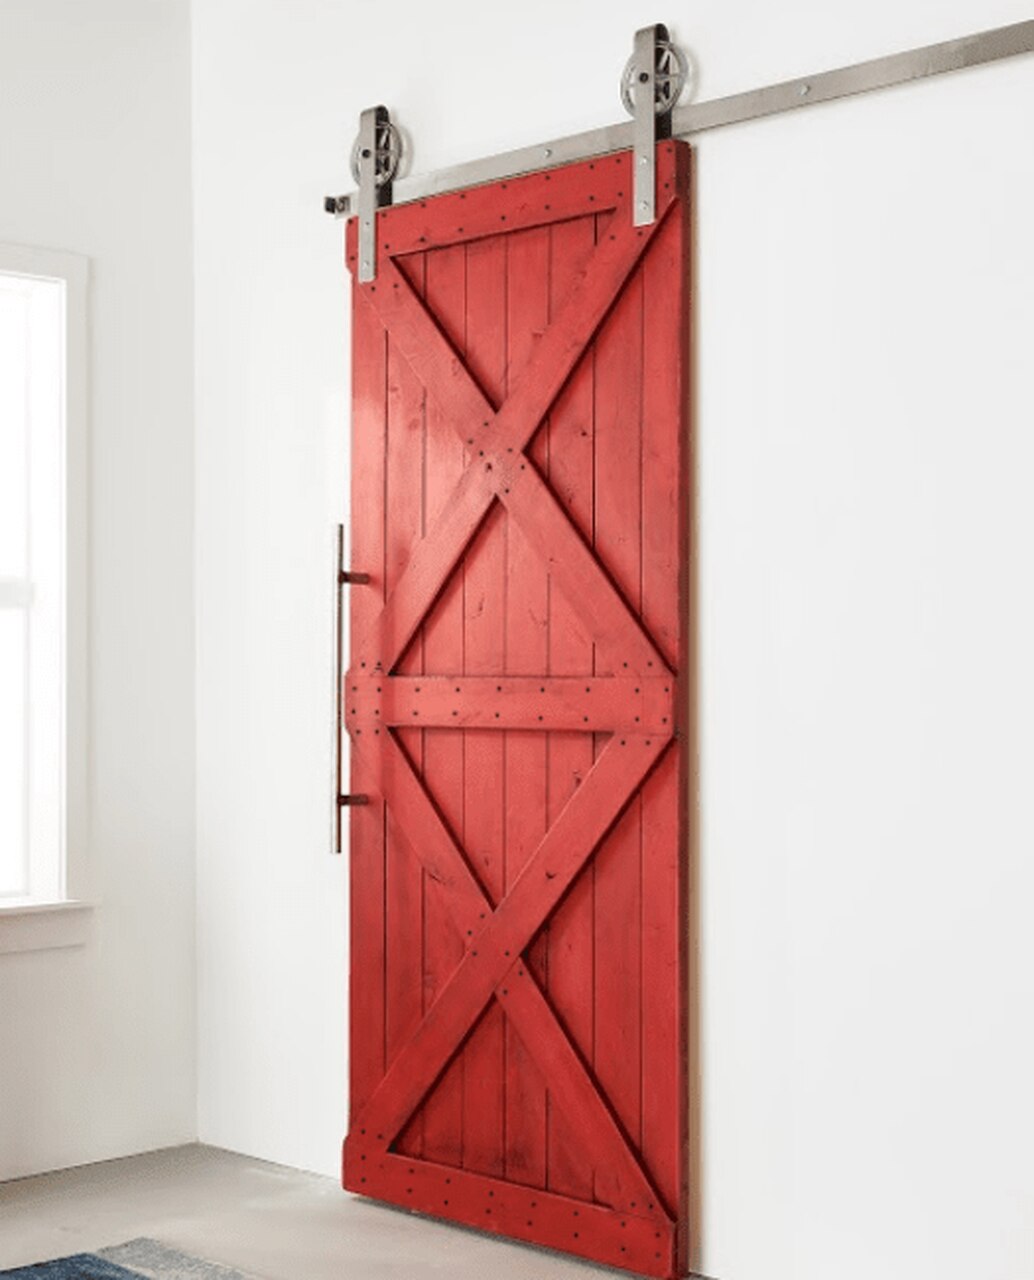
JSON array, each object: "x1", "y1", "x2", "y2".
[{"x1": 343, "y1": 142, "x2": 691, "y2": 1279}]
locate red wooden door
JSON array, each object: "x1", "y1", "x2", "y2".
[{"x1": 342, "y1": 142, "x2": 691, "y2": 1279}]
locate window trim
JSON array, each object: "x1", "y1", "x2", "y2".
[{"x1": 0, "y1": 242, "x2": 91, "y2": 952}]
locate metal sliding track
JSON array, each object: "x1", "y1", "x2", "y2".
[{"x1": 326, "y1": 19, "x2": 1034, "y2": 218}]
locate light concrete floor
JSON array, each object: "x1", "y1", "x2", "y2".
[{"x1": 0, "y1": 1144, "x2": 628, "y2": 1279}]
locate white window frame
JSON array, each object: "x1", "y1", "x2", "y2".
[{"x1": 0, "y1": 243, "x2": 91, "y2": 953}]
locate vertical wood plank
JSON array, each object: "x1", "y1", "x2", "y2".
[
  {"x1": 461, "y1": 232, "x2": 508, "y2": 1178},
  {"x1": 348, "y1": 290, "x2": 388, "y2": 1120},
  {"x1": 592, "y1": 245, "x2": 645, "y2": 1172},
  {"x1": 543, "y1": 212, "x2": 598, "y2": 1202},
  {"x1": 640, "y1": 145, "x2": 692, "y2": 1258},
  {"x1": 385, "y1": 254, "x2": 427, "y2": 1157},
  {"x1": 503, "y1": 224, "x2": 550, "y2": 1188},
  {"x1": 420, "y1": 242, "x2": 468, "y2": 1166}
]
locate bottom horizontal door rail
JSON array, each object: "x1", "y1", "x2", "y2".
[{"x1": 343, "y1": 1144, "x2": 678, "y2": 1278}]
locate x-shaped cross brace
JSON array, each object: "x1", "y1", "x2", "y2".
[
  {"x1": 348, "y1": 726, "x2": 669, "y2": 1215},
  {"x1": 350, "y1": 188, "x2": 678, "y2": 679}
]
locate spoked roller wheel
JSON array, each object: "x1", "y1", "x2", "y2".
[
  {"x1": 620, "y1": 35, "x2": 690, "y2": 117},
  {"x1": 350, "y1": 119, "x2": 403, "y2": 187}
]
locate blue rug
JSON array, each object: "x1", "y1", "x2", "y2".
[
  {"x1": 0, "y1": 1241, "x2": 252, "y2": 1280},
  {"x1": 0, "y1": 1262, "x2": 140, "y2": 1280}
]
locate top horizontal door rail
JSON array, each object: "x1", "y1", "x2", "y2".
[{"x1": 326, "y1": 19, "x2": 1034, "y2": 217}]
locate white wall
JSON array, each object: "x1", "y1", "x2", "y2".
[
  {"x1": 191, "y1": 2, "x2": 1034, "y2": 1278},
  {"x1": 0, "y1": 0, "x2": 196, "y2": 1179}
]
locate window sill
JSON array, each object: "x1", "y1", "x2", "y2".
[{"x1": 0, "y1": 899, "x2": 95, "y2": 954}]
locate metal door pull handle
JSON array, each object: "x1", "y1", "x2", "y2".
[{"x1": 332, "y1": 526, "x2": 367, "y2": 853}]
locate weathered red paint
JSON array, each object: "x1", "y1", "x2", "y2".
[{"x1": 342, "y1": 142, "x2": 692, "y2": 1279}]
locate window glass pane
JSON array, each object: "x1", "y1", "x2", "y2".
[
  {"x1": 0, "y1": 266, "x2": 66, "y2": 901},
  {"x1": 0, "y1": 284, "x2": 29, "y2": 577},
  {"x1": 0, "y1": 610, "x2": 27, "y2": 896},
  {"x1": 26, "y1": 278, "x2": 66, "y2": 900}
]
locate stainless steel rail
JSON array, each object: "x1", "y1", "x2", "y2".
[{"x1": 325, "y1": 19, "x2": 1034, "y2": 217}]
